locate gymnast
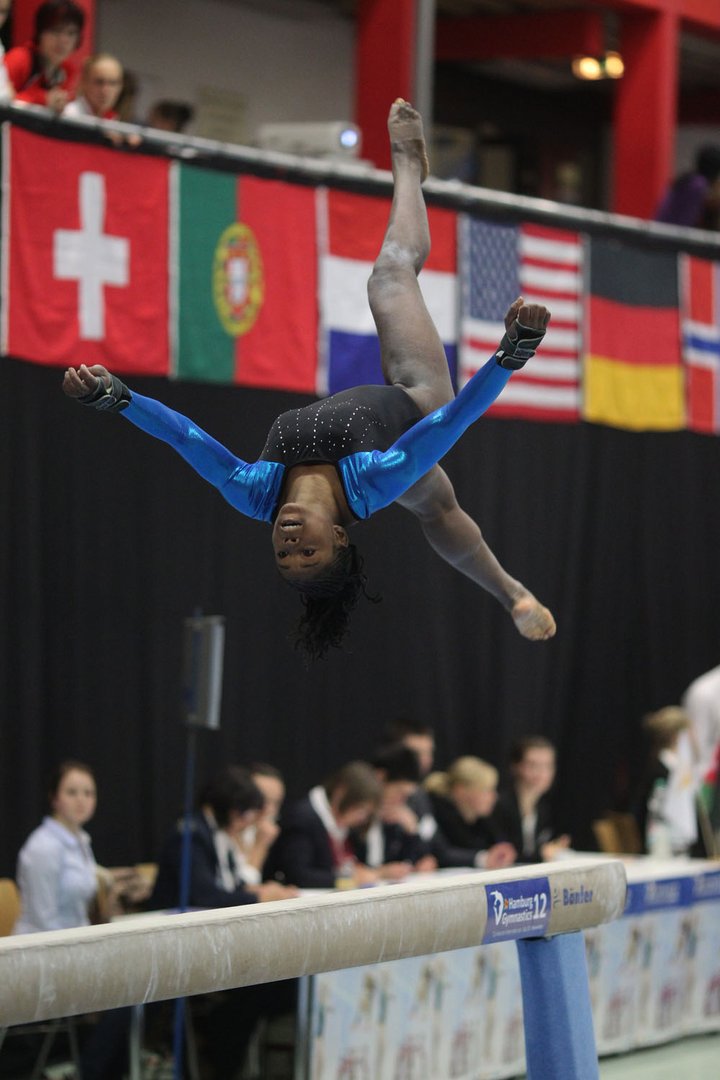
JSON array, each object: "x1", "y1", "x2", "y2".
[{"x1": 63, "y1": 99, "x2": 556, "y2": 659}]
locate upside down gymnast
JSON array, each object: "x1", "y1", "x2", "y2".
[{"x1": 63, "y1": 100, "x2": 556, "y2": 659}]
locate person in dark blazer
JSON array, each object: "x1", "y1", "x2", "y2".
[
  {"x1": 151, "y1": 766, "x2": 297, "y2": 1080},
  {"x1": 350, "y1": 744, "x2": 436, "y2": 876},
  {"x1": 424, "y1": 757, "x2": 516, "y2": 870},
  {"x1": 268, "y1": 761, "x2": 382, "y2": 888},
  {"x1": 492, "y1": 737, "x2": 570, "y2": 863},
  {"x1": 150, "y1": 765, "x2": 295, "y2": 909}
]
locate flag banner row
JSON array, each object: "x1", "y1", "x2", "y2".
[{"x1": 2, "y1": 123, "x2": 719, "y2": 435}]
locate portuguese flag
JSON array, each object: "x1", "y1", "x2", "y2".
[
  {"x1": 583, "y1": 237, "x2": 684, "y2": 431},
  {"x1": 175, "y1": 165, "x2": 318, "y2": 392}
]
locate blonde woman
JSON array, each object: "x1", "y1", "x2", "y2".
[{"x1": 424, "y1": 757, "x2": 516, "y2": 869}]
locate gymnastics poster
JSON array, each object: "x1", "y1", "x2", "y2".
[{"x1": 307, "y1": 944, "x2": 526, "y2": 1080}]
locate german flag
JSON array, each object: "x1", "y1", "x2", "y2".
[{"x1": 583, "y1": 238, "x2": 684, "y2": 431}]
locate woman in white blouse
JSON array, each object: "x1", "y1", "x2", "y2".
[{"x1": 14, "y1": 760, "x2": 98, "y2": 934}]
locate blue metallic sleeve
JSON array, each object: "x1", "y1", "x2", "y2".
[
  {"x1": 122, "y1": 393, "x2": 284, "y2": 523},
  {"x1": 340, "y1": 356, "x2": 511, "y2": 518}
]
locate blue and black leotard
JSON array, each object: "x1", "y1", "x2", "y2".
[{"x1": 120, "y1": 355, "x2": 513, "y2": 523}]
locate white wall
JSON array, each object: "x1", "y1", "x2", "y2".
[{"x1": 95, "y1": 0, "x2": 356, "y2": 143}]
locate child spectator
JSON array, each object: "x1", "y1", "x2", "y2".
[{"x1": 5, "y1": 0, "x2": 84, "y2": 114}]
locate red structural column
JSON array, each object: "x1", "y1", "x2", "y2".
[
  {"x1": 354, "y1": 0, "x2": 417, "y2": 171},
  {"x1": 612, "y1": 8, "x2": 678, "y2": 219},
  {"x1": 11, "y1": 0, "x2": 95, "y2": 62}
]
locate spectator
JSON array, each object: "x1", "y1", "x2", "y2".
[
  {"x1": 14, "y1": 759, "x2": 98, "y2": 933},
  {"x1": 114, "y1": 67, "x2": 138, "y2": 123},
  {"x1": 268, "y1": 761, "x2": 382, "y2": 888},
  {"x1": 0, "y1": 0, "x2": 14, "y2": 103},
  {"x1": 683, "y1": 664, "x2": 720, "y2": 854},
  {"x1": 350, "y1": 744, "x2": 436, "y2": 877},
  {"x1": 424, "y1": 757, "x2": 516, "y2": 870},
  {"x1": 383, "y1": 718, "x2": 451, "y2": 851},
  {"x1": 383, "y1": 717, "x2": 436, "y2": 778},
  {"x1": 237, "y1": 762, "x2": 287, "y2": 885},
  {"x1": 5, "y1": 0, "x2": 84, "y2": 114},
  {"x1": 150, "y1": 765, "x2": 296, "y2": 910},
  {"x1": 148, "y1": 766, "x2": 297, "y2": 1080},
  {"x1": 492, "y1": 736, "x2": 571, "y2": 863},
  {"x1": 146, "y1": 98, "x2": 193, "y2": 134},
  {"x1": 13, "y1": 761, "x2": 145, "y2": 1079},
  {"x1": 63, "y1": 52, "x2": 123, "y2": 121},
  {"x1": 654, "y1": 145, "x2": 720, "y2": 230},
  {"x1": 632, "y1": 707, "x2": 695, "y2": 857}
]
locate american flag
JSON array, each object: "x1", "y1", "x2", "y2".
[
  {"x1": 459, "y1": 217, "x2": 583, "y2": 422},
  {"x1": 681, "y1": 254, "x2": 720, "y2": 435}
]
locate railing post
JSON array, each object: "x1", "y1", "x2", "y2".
[{"x1": 516, "y1": 931, "x2": 599, "y2": 1080}]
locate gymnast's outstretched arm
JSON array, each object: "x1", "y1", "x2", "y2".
[
  {"x1": 396, "y1": 464, "x2": 556, "y2": 641},
  {"x1": 62, "y1": 364, "x2": 282, "y2": 522},
  {"x1": 340, "y1": 308, "x2": 549, "y2": 520}
]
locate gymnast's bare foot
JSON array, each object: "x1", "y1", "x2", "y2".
[
  {"x1": 511, "y1": 594, "x2": 556, "y2": 641},
  {"x1": 388, "y1": 98, "x2": 429, "y2": 183}
]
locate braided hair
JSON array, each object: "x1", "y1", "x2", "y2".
[{"x1": 284, "y1": 543, "x2": 380, "y2": 661}]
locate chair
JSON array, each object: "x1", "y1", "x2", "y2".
[
  {"x1": 0, "y1": 878, "x2": 20, "y2": 936},
  {"x1": 0, "y1": 878, "x2": 83, "y2": 1080},
  {"x1": 592, "y1": 812, "x2": 643, "y2": 855}
]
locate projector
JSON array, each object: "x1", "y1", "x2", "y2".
[{"x1": 256, "y1": 121, "x2": 362, "y2": 159}]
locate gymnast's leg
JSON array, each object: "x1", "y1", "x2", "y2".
[
  {"x1": 367, "y1": 99, "x2": 454, "y2": 416},
  {"x1": 397, "y1": 466, "x2": 556, "y2": 641}
]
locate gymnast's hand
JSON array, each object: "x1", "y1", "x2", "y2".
[
  {"x1": 62, "y1": 363, "x2": 111, "y2": 399},
  {"x1": 504, "y1": 296, "x2": 551, "y2": 335}
]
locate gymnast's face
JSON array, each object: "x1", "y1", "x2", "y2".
[{"x1": 272, "y1": 503, "x2": 348, "y2": 577}]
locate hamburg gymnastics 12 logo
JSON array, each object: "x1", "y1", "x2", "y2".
[
  {"x1": 483, "y1": 878, "x2": 551, "y2": 943},
  {"x1": 212, "y1": 222, "x2": 264, "y2": 336}
]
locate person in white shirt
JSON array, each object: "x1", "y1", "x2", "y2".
[
  {"x1": 14, "y1": 759, "x2": 98, "y2": 934},
  {"x1": 62, "y1": 52, "x2": 123, "y2": 121}
]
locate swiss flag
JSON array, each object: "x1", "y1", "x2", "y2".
[{"x1": 2, "y1": 126, "x2": 171, "y2": 375}]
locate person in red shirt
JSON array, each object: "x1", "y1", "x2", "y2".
[{"x1": 5, "y1": 0, "x2": 85, "y2": 114}]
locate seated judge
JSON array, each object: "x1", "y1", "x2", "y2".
[
  {"x1": 350, "y1": 744, "x2": 436, "y2": 877},
  {"x1": 267, "y1": 761, "x2": 382, "y2": 888},
  {"x1": 492, "y1": 736, "x2": 570, "y2": 863},
  {"x1": 424, "y1": 756, "x2": 516, "y2": 870},
  {"x1": 150, "y1": 765, "x2": 296, "y2": 909}
]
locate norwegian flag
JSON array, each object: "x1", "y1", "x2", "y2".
[
  {"x1": 681, "y1": 254, "x2": 720, "y2": 435},
  {"x1": 459, "y1": 218, "x2": 582, "y2": 422}
]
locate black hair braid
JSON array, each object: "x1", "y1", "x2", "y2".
[{"x1": 287, "y1": 544, "x2": 380, "y2": 661}]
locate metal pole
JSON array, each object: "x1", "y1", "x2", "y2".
[{"x1": 414, "y1": 0, "x2": 436, "y2": 130}]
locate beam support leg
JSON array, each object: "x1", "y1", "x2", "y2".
[{"x1": 516, "y1": 931, "x2": 599, "y2": 1080}]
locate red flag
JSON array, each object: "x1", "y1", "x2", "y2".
[{"x1": 2, "y1": 126, "x2": 171, "y2": 375}]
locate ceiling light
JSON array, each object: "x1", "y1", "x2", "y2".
[{"x1": 572, "y1": 52, "x2": 624, "y2": 81}]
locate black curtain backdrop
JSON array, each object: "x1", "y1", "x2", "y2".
[{"x1": 3, "y1": 353, "x2": 720, "y2": 875}]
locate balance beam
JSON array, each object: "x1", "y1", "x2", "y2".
[{"x1": 0, "y1": 858, "x2": 625, "y2": 1027}]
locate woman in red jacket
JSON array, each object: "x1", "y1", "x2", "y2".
[{"x1": 5, "y1": 0, "x2": 84, "y2": 114}]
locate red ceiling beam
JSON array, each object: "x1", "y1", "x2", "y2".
[{"x1": 436, "y1": 11, "x2": 605, "y2": 62}]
